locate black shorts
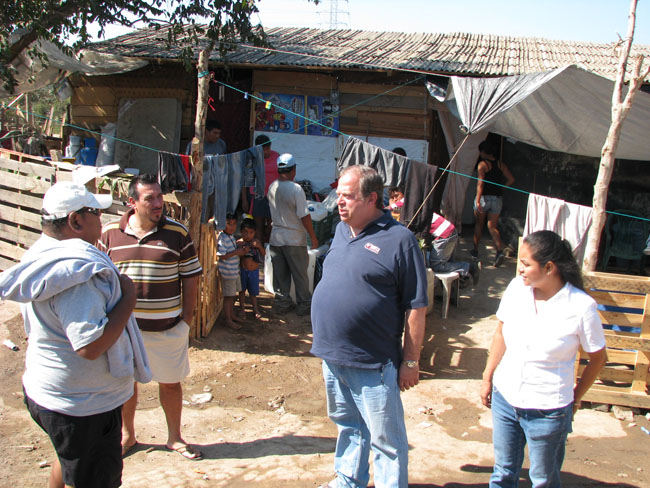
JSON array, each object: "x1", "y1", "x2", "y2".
[
  {"x1": 24, "y1": 392, "x2": 123, "y2": 488},
  {"x1": 246, "y1": 189, "x2": 272, "y2": 219}
]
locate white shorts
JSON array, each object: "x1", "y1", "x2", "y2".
[{"x1": 140, "y1": 320, "x2": 190, "y2": 383}]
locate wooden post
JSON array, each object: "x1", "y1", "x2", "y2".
[
  {"x1": 583, "y1": 0, "x2": 650, "y2": 271},
  {"x1": 190, "y1": 46, "x2": 213, "y2": 339}
]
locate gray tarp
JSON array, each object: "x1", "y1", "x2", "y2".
[
  {"x1": 436, "y1": 65, "x2": 650, "y2": 227},
  {"x1": 2, "y1": 37, "x2": 147, "y2": 96},
  {"x1": 445, "y1": 65, "x2": 650, "y2": 161}
]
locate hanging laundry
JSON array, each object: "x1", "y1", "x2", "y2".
[
  {"x1": 202, "y1": 146, "x2": 265, "y2": 229},
  {"x1": 179, "y1": 154, "x2": 192, "y2": 191},
  {"x1": 337, "y1": 137, "x2": 411, "y2": 188},
  {"x1": 524, "y1": 193, "x2": 593, "y2": 264},
  {"x1": 158, "y1": 152, "x2": 188, "y2": 193},
  {"x1": 401, "y1": 161, "x2": 439, "y2": 238}
]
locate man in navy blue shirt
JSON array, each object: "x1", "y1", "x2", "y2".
[{"x1": 311, "y1": 165, "x2": 428, "y2": 488}]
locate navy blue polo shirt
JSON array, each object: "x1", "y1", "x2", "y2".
[{"x1": 311, "y1": 211, "x2": 428, "y2": 369}]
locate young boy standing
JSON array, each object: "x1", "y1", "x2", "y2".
[
  {"x1": 237, "y1": 218, "x2": 266, "y2": 319},
  {"x1": 216, "y1": 213, "x2": 246, "y2": 330}
]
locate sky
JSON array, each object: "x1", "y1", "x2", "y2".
[
  {"x1": 250, "y1": 0, "x2": 650, "y2": 44},
  {"x1": 96, "y1": 0, "x2": 650, "y2": 45}
]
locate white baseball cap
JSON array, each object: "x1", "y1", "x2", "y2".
[
  {"x1": 277, "y1": 153, "x2": 296, "y2": 169},
  {"x1": 42, "y1": 181, "x2": 113, "y2": 220}
]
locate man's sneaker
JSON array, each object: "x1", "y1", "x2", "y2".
[
  {"x1": 494, "y1": 250, "x2": 505, "y2": 267},
  {"x1": 469, "y1": 249, "x2": 479, "y2": 259},
  {"x1": 469, "y1": 261, "x2": 481, "y2": 285},
  {"x1": 644, "y1": 245, "x2": 650, "y2": 256}
]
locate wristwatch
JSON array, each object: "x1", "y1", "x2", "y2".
[{"x1": 402, "y1": 360, "x2": 418, "y2": 369}]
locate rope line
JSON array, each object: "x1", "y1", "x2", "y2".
[{"x1": 4, "y1": 85, "x2": 648, "y2": 224}]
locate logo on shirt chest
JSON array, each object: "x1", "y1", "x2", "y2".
[{"x1": 364, "y1": 242, "x2": 381, "y2": 254}]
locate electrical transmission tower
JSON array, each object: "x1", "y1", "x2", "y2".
[{"x1": 317, "y1": 0, "x2": 351, "y2": 29}]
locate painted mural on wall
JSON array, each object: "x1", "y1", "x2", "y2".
[{"x1": 255, "y1": 92, "x2": 339, "y2": 137}]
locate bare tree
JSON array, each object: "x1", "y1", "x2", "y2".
[{"x1": 582, "y1": 0, "x2": 650, "y2": 271}]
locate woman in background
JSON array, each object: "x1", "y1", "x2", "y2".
[
  {"x1": 480, "y1": 230, "x2": 607, "y2": 487},
  {"x1": 472, "y1": 139, "x2": 514, "y2": 266}
]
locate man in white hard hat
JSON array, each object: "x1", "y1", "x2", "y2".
[
  {"x1": 0, "y1": 181, "x2": 150, "y2": 488},
  {"x1": 267, "y1": 153, "x2": 319, "y2": 315}
]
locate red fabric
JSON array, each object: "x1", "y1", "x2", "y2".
[
  {"x1": 264, "y1": 150, "x2": 280, "y2": 195},
  {"x1": 430, "y1": 213, "x2": 455, "y2": 240},
  {"x1": 180, "y1": 155, "x2": 192, "y2": 191}
]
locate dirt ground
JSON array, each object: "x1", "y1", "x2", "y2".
[{"x1": 1, "y1": 237, "x2": 649, "y2": 487}]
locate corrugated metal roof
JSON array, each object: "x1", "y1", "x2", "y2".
[{"x1": 89, "y1": 26, "x2": 650, "y2": 81}]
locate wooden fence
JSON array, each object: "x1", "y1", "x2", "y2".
[
  {"x1": 0, "y1": 150, "x2": 221, "y2": 339},
  {"x1": 577, "y1": 271, "x2": 650, "y2": 409}
]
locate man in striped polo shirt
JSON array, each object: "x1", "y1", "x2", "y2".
[{"x1": 99, "y1": 174, "x2": 203, "y2": 460}]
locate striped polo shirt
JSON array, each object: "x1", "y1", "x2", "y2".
[
  {"x1": 216, "y1": 231, "x2": 240, "y2": 279},
  {"x1": 98, "y1": 210, "x2": 202, "y2": 332}
]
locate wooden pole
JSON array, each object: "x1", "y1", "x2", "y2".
[
  {"x1": 583, "y1": 0, "x2": 650, "y2": 271},
  {"x1": 189, "y1": 46, "x2": 213, "y2": 338}
]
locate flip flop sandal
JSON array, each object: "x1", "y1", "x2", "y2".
[{"x1": 167, "y1": 444, "x2": 202, "y2": 460}]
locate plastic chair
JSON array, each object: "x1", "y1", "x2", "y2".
[{"x1": 600, "y1": 209, "x2": 650, "y2": 273}]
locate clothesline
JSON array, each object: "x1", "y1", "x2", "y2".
[{"x1": 5, "y1": 92, "x2": 649, "y2": 224}]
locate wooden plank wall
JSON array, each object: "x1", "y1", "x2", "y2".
[
  {"x1": 252, "y1": 70, "x2": 430, "y2": 141},
  {"x1": 339, "y1": 82, "x2": 429, "y2": 140},
  {"x1": 0, "y1": 150, "x2": 56, "y2": 269},
  {"x1": 576, "y1": 271, "x2": 650, "y2": 409},
  {"x1": 69, "y1": 64, "x2": 195, "y2": 148}
]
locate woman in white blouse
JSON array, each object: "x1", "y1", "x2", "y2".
[{"x1": 480, "y1": 230, "x2": 607, "y2": 488}]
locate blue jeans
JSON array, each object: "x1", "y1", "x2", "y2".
[
  {"x1": 322, "y1": 360, "x2": 408, "y2": 488},
  {"x1": 490, "y1": 388, "x2": 573, "y2": 488},
  {"x1": 428, "y1": 231, "x2": 470, "y2": 277}
]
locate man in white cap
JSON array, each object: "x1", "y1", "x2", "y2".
[
  {"x1": 0, "y1": 181, "x2": 149, "y2": 488},
  {"x1": 267, "y1": 153, "x2": 319, "y2": 315}
]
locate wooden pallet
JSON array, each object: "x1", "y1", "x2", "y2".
[{"x1": 576, "y1": 271, "x2": 650, "y2": 409}]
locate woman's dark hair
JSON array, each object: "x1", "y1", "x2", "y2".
[
  {"x1": 523, "y1": 230, "x2": 583, "y2": 290},
  {"x1": 392, "y1": 147, "x2": 407, "y2": 157},
  {"x1": 478, "y1": 140, "x2": 499, "y2": 159}
]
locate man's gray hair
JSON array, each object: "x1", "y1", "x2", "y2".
[{"x1": 340, "y1": 165, "x2": 385, "y2": 209}]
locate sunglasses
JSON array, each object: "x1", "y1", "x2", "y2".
[{"x1": 77, "y1": 207, "x2": 101, "y2": 216}]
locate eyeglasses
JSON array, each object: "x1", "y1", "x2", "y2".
[{"x1": 77, "y1": 207, "x2": 101, "y2": 216}]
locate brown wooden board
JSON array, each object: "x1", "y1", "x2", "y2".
[
  {"x1": 0, "y1": 254, "x2": 17, "y2": 270},
  {"x1": 0, "y1": 223, "x2": 39, "y2": 248},
  {"x1": 0, "y1": 189, "x2": 44, "y2": 213},
  {"x1": 0, "y1": 238, "x2": 26, "y2": 261},
  {"x1": 0, "y1": 203, "x2": 42, "y2": 229},
  {"x1": 578, "y1": 271, "x2": 650, "y2": 408},
  {"x1": 0, "y1": 156, "x2": 57, "y2": 179},
  {"x1": 0, "y1": 171, "x2": 52, "y2": 193}
]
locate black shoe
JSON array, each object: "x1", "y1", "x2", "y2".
[
  {"x1": 295, "y1": 305, "x2": 311, "y2": 316},
  {"x1": 470, "y1": 248, "x2": 478, "y2": 259},
  {"x1": 469, "y1": 261, "x2": 481, "y2": 285},
  {"x1": 273, "y1": 300, "x2": 295, "y2": 313},
  {"x1": 494, "y1": 250, "x2": 505, "y2": 267}
]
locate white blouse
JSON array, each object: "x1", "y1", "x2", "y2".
[{"x1": 493, "y1": 276, "x2": 606, "y2": 409}]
